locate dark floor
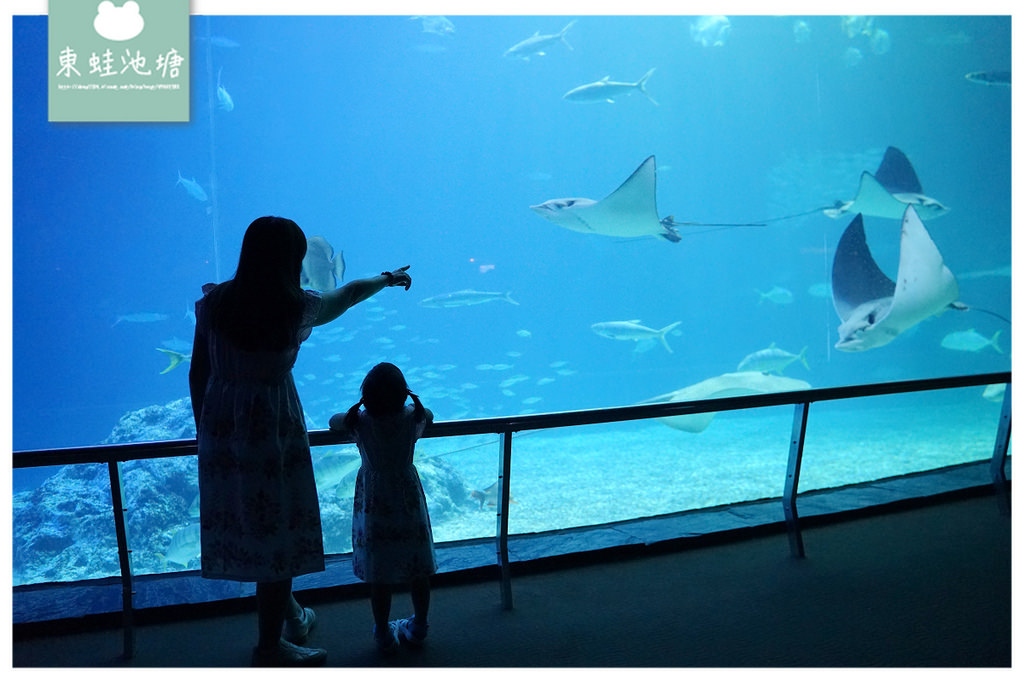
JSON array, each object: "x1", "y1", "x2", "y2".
[{"x1": 11, "y1": 491, "x2": 1011, "y2": 668}]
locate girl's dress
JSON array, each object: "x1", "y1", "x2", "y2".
[
  {"x1": 351, "y1": 405, "x2": 437, "y2": 584},
  {"x1": 194, "y1": 284, "x2": 325, "y2": 582}
]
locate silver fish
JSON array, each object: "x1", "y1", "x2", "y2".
[
  {"x1": 983, "y1": 384, "x2": 1006, "y2": 402},
  {"x1": 504, "y1": 20, "x2": 576, "y2": 60},
  {"x1": 411, "y1": 15, "x2": 455, "y2": 36},
  {"x1": 470, "y1": 481, "x2": 518, "y2": 509},
  {"x1": 162, "y1": 522, "x2": 201, "y2": 569},
  {"x1": 965, "y1": 70, "x2": 1010, "y2": 87},
  {"x1": 591, "y1": 320, "x2": 681, "y2": 353},
  {"x1": 216, "y1": 67, "x2": 233, "y2": 111},
  {"x1": 737, "y1": 344, "x2": 809, "y2": 374},
  {"x1": 300, "y1": 235, "x2": 345, "y2": 291},
  {"x1": 176, "y1": 170, "x2": 208, "y2": 202},
  {"x1": 419, "y1": 290, "x2": 519, "y2": 308},
  {"x1": 114, "y1": 312, "x2": 169, "y2": 326},
  {"x1": 563, "y1": 68, "x2": 657, "y2": 105},
  {"x1": 940, "y1": 329, "x2": 1003, "y2": 353},
  {"x1": 757, "y1": 286, "x2": 794, "y2": 305}
]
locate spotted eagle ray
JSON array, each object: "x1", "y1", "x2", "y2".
[
  {"x1": 823, "y1": 146, "x2": 949, "y2": 221},
  {"x1": 531, "y1": 156, "x2": 763, "y2": 242},
  {"x1": 831, "y1": 206, "x2": 960, "y2": 352},
  {"x1": 530, "y1": 156, "x2": 682, "y2": 242}
]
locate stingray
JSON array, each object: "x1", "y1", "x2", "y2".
[
  {"x1": 831, "y1": 206, "x2": 960, "y2": 352},
  {"x1": 641, "y1": 372, "x2": 812, "y2": 433},
  {"x1": 823, "y1": 146, "x2": 949, "y2": 221}
]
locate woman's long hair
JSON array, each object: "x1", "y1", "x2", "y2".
[
  {"x1": 206, "y1": 216, "x2": 308, "y2": 351},
  {"x1": 343, "y1": 362, "x2": 425, "y2": 429}
]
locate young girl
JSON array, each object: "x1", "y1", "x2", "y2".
[{"x1": 330, "y1": 362, "x2": 436, "y2": 652}]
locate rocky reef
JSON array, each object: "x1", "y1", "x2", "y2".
[{"x1": 13, "y1": 397, "x2": 476, "y2": 585}]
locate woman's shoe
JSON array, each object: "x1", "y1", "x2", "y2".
[
  {"x1": 251, "y1": 638, "x2": 327, "y2": 667},
  {"x1": 283, "y1": 606, "x2": 317, "y2": 645},
  {"x1": 396, "y1": 616, "x2": 428, "y2": 646}
]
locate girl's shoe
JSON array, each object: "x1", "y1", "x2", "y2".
[
  {"x1": 283, "y1": 607, "x2": 317, "y2": 645},
  {"x1": 374, "y1": 621, "x2": 401, "y2": 654},
  {"x1": 396, "y1": 616, "x2": 428, "y2": 646},
  {"x1": 251, "y1": 639, "x2": 327, "y2": 667}
]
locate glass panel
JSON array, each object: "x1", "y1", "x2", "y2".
[
  {"x1": 13, "y1": 15, "x2": 1010, "y2": 453},
  {"x1": 320, "y1": 434, "x2": 501, "y2": 554},
  {"x1": 507, "y1": 406, "x2": 796, "y2": 535},
  {"x1": 121, "y1": 455, "x2": 200, "y2": 576},
  {"x1": 417, "y1": 435, "x2": 501, "y2": 544},
  {"x1": 801, "y1": 386, "x2": 1005, "y2": 491},
  {"x1": 12, "y1": 464, "x2": 119, "y2": 585}
]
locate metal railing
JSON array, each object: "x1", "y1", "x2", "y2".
[{"x1": 13, "y1": 372, "x2": 1012, "y2": 659}]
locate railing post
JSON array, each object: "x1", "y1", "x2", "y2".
[
  {"x1": 496, "y1": 430, "x2": 514, "y2": 610},
  {"x1": 990, "y1": 383, "x2": 1011, "y2": 515},
  {"x1": 783, "y1": 403, "x2": 809, "y2": 558},
  {"x1": 107, "y1": 460, "x2": 136, "y2": 659}
]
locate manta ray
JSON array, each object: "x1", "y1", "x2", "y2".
[
  {"x1": 831, "y1": 206, "x2": 960, "y2": 352},
  {"x1": 824, "y1": 146, "x2": 949, "y2": 221},
  {"x1": 530, "y1": 156, "x2": 682, "y2": 242}
]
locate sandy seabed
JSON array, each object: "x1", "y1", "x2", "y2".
[{"x1": 426, "y1": 393, "x2": 1006, "y2": 543}]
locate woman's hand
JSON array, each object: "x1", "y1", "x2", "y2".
[{"x1": 384, "y1": 265, "x2": 412, "y2": 290}]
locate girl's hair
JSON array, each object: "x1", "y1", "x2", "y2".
[
  {"x1": 344, "y1": 362, "x2": 425, "y2": 429},
  {"x1": 205, "y1": 216, "x2": 308, "y2": 351}
]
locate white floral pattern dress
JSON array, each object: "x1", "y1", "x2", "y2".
[
  {"x1": 351, "y1": 406, "x2": 437, "y2": 584},
  {"x1": 194, "y1": 284, "x2": 326, "y2": 582}
]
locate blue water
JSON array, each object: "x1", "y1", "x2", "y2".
[
  {"x1": 10, "y1": 16, "x2": 1013, "y2": 595},
  {"x1": 13, "y1": 15, "x2": 1011, "y2": 457}
]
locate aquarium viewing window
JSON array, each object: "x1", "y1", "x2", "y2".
[{"x1": 11, "y1": 12, "x2": 1011, "y2": 616}]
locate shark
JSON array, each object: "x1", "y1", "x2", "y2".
[
  {"x1": 642, "y1": 372, "x2": 812, "y2": 433},
  {"x1": 300, "y1": 235, "x2": 345, "y2": 291},
  {"x1": 591, "y1": 319, "x2": 681, "y2": 353},
  {"x1": 531, "y1": 156, "x2": 682, "y2": 242},
  {"x1": 563, "y1": 68, "x2": 658, "y2": 105},
  {"x1": 504, "y1": 20, "x2": 576, "y2": 60},
  {"x1": 831, "y1": 206, "x2": 960, "y2": 352},
  {"x1": 823, "y1": 146, "x2": 949, "y2": 221}
]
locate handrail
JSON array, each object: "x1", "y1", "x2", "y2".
[
  {"x1": 11, "y1": 371, "x2": 1012, "y2": 660},
  {"x1": 13, "y1": 372, "x2": 1012, "y2": 467}
]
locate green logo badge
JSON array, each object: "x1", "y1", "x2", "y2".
[{"x1": 49, "y1": 1, "x2": 190, "y2": 122}]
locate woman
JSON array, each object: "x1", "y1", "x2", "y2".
[{"x1": 189, "y1": 216, "x2": 411, "y2": 666}]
